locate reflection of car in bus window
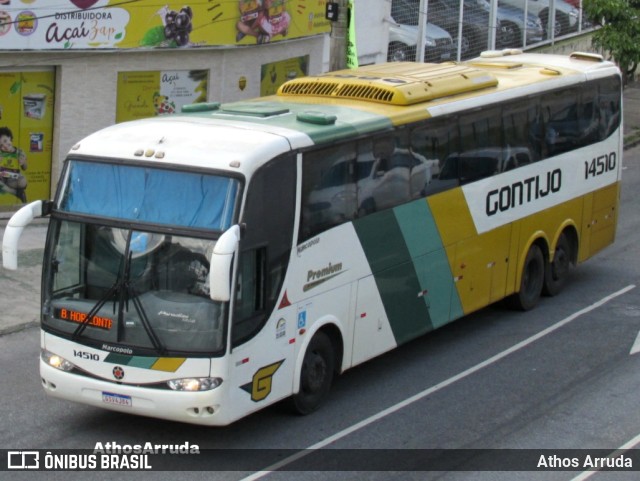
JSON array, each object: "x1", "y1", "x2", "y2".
[
  {"x1": 437, "y1": 146, "x2": 532, "y2": 185},
  {"x1": 306, "y1": 140, "x2": 435, "y2": 230},
  {"x1": 357, "y1": 146, "x2": 434, "y2": 214}
]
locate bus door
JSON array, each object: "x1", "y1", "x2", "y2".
[
  {"x1": 352, "y1": 276, "x2": 397, "y2": 365},
  {"x1": 227, "y1": 154, "x2": 297, "y2": 413}
]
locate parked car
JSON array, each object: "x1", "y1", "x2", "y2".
[
  {"x1": 390, "y1": 0, "x2": 492, "y2": 60},
  {"x1": 387, "y1": 19, "x2": 454, "y2": 62},
  {"x1": 497, "y1": 0, "x2": 579, "y2": 38},
  {"x1": 388, "y1": 0, "x2": 453, "y2": 62},
  {"x1": 477, "y1": 0, "x2": 544, "y2": 47},
  {"x1": 437, "y1": 146, "x2": 533, "y2": 184},
  {"x1": 427, "y1": 0, "x2": 493, "y2": 59}
]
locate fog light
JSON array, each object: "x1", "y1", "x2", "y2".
[
  {"x1": 167, "y1": 377, "x2": 222, "y2": 391},
  {"x1": 41, "y1": 349, "x2": 75, "y2": 372}
]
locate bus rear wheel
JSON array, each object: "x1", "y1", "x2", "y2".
[
  {"x1": 292, "y1": 331, "x2": 335, "y2": 415},
  {"x1": 509, "y1": 244, "x2": 544, "y2": 311},
  {"x1": 543, "y1": 233, "x2": 573, "y2": 296}
]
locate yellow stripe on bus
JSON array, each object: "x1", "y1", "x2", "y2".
[{"x1": 151, "y1": 357, "x2": 187, "y2": 372}]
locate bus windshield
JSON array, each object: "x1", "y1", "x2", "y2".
[
  {"x1": 59, "y1": 160, "x2": 239, "y2": 231},
  {"x1": 41, "y1": 160, "x2": 241, "y2": 356},
  {"x1": 43, "y1": 221, "x2": 226, "y2": 355}
]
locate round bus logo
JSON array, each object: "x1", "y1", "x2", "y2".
[{"x1": 112, "y1": 366, "x2": 125, "y2": 380}]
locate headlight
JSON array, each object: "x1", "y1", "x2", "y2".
[
  {"x1": 41, "y1": 349, "x2": 75, "y2": 372},
  {"x1": 167, "y1": 377, "x2": 223, "y2": 391}
]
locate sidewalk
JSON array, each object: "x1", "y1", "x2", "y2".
[
  {"x1": 1, "y1": 83, "x2": 639, "y2": 336},
  {"x1": 624, "y1": 81, "x2": 640, "y2": 148}
]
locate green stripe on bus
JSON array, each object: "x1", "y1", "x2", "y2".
[
  {"x1": 127, "y1": 357, "x2": 158, "y2": 369},
  {"x1": 103, "y1": 353, "x2": 156, "y2": 369},
  {"x1": 393, "y1": 200, "x2": 464, "y2": 328},
  {"x1": 103, "y1": 353, "x2": 185, "y2": 372},
  {"x1": 204, "y1": 103, "x2": 393, "y2": 146},
  {"x1": 104, "y1": 353, "x2": 131, "y2": 365},
  {"x1": 353, "y1": 208, "x2": 433, "y2": 345}
]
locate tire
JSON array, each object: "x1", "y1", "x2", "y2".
[
  {"x1": 291, "y1": 331, "x2": 335, "y2": 415},
  {"x1": 387, "y1": 42, "x2": 415, "y2": 62},
  {"x1": 543, "y1": 233, "x2": 573, "y2": 297},
  {"x1": 540, "y1": 12, "x2": 550, "y2": 39},
  {"x1": 540, "y1": 11, "x2": 562, "y2": 39},
  {"x1": 459, "y1": 30, "x2": 472, "y2": 59},
  {"x1": 509, "y1": 244, "x2": 545, "y2": 311},
  {"x1": 499, "y1": 22, "x2": 520, "y2": 49},
  {"x1": 553, "y1": 18, "x2": 563, "y2": 37}
]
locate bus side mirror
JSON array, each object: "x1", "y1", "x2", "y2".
[
  {"x1": 209, "y1": 224, "x2": 241, "y2": 302},
  {"x1": 3, "y1": 200, "x2": 51, "y2": 270}
]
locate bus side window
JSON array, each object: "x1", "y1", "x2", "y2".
[
  {"x1": 578, "y1": 84, "x2": 601, "y2": 147},
  {"x1": 233, "y1": 247, "x2": 266, "y2": 340},
  {"x1": 541, "y1": 88, "x2": 578, "y2": 156},
  {"x1": 597, "y1": 76, "x2": 621, "y2": 140},
  {"x1": 233, "y1": 154, "x2": 295, "y2": 347},
  {"x1": 504, "y1": 98, "x2": 539, "y2": 163},
  {"x1": 300, "y1": 144, "x2": 357, "y2": 241},
  {"x1": 456, "y1": 107, "x2": 502, "y2": 183},
  {"x1": 411, "y1": 117, "x2": 459, "y2": 196},
  {"x1": 356, "y1": 134, "x2": 413, "y2": 215}
]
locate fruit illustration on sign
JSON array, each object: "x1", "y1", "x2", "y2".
[
  {"x1": 164, "y1": 6, "x2": 193, "y2": 47},
  {"x1": 141, "y1": 5, "x2": 194, "y2": 48}
]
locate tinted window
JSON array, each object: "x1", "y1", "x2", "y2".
[
  {"x1": 298, "y1": 76, "x2": 620, "y2": 241},
  {"x1": 233, "y1": 154, "x2": 295, "y2": 346}
]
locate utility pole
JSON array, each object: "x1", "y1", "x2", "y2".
[
  {"x1": 328, "y1": 0, "x2": 350, "y2": 71},
  {"x1": 416, "y1": 0, "x2": 428, "y2": 63}
]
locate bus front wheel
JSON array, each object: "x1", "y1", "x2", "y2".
[
  {"x1": 292, "y1": 331, "x2": 335, "y2": 415},
  {"x1": 509, "y1": 244, "x2": 545, "y2": 311}
]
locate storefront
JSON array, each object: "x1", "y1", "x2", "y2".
[{"x1": 0, "y1": 1, "x2": 330, "y2": 211}]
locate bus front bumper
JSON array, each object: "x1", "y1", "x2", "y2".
[{"x1": 40, "y1": 361, "x2": 234, "y2": 426}]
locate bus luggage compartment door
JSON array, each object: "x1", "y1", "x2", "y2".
[{"x1": 352, "y1": 276, "x2": 397, "y2": 366}]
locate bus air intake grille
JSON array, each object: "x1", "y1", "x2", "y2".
[
  {"x1": 278, "y1": 63, "x2": 499, "y2": 106},
  {"x1": 279, "y1": 81, "x2": 395, "y2": 104}
]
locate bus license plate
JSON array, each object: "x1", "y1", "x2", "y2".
[{"x1": 102, "y1": 392, "x2": 132, "y2": 407}]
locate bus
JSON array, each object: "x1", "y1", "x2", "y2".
[{"x1": 3, "y1": 51, "x2": 622, "y2": 426}]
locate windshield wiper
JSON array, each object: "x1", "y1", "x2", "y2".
[
  {"x1": 71, "y1": 229, "x2": 166, "y2": 355},
  {"x1": 117, "y1": 247, "x2": 166, "y2": 355},
  {"x1": 72, "y1": 279, "x2": 120, "y2": 341},
  {"x1": 126, "y1": 282, "x2": 166, "y2": 355}
]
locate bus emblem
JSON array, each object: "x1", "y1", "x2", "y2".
[
  {"x1": 240, "y1": 360, "x2": 284, "y2": 402},
  {"x1": 304, "y1": 262, "x2": 344, "y2": 292}
]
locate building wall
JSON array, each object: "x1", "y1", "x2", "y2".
[
  {"x1": 532, "y1": 31, "x2": 595, "y2": 56},
  {"x1": 0, "y1": 36, "x2": 324, "y2": 197},
  {"x1": 0, "y1": 4, "x2": 597, "y2": 206}
]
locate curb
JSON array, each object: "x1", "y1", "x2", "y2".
[
  {"x1": 0, "y1": 320, "x2": 38, "y2": 337},
  {"x1": 624, "y1": 134, "x2": 640, "y2": 151}
]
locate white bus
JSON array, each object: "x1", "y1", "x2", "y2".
[{"x1": 3, "y1": 51, "x2": 622, "y2": 425}]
